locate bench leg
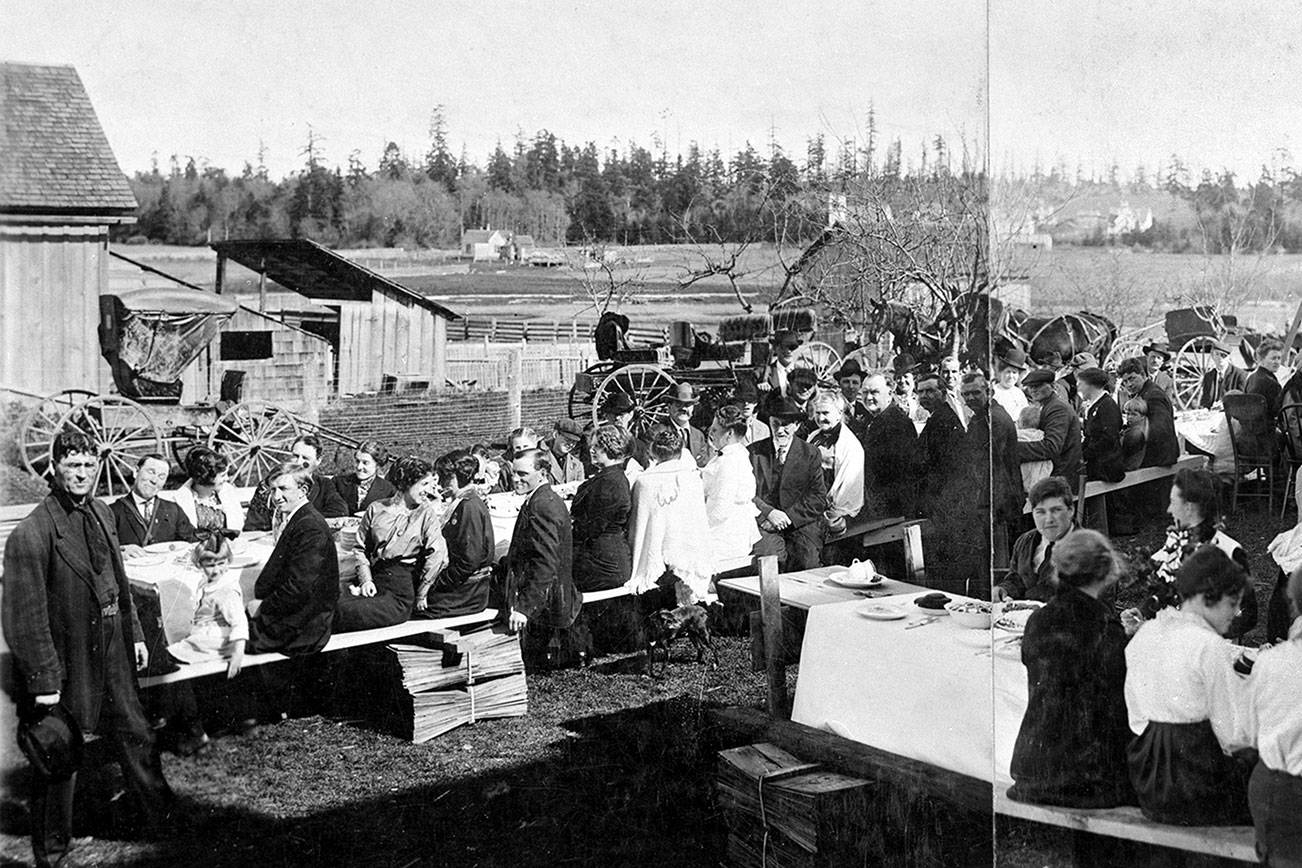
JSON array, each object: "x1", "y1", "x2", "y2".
[{"x1": 903, "y1": 523, "x2": 925, "y2": 584}]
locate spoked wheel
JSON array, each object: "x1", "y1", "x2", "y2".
[
  {"x1": 208, "y1": 401, "x2": 301, "y2": 486},
  {"x1": 593, "y1": 364, "x2": 677, "y2": 441},
  {"x1": 790, "y1": 341, "x2": 842, "y2": 384},
  {"x1": 19, "y1": 389, "x2": 96, "y2": 480},
  {"x1": 1172, "y1": 337, "x2": 1218, "y2": 411},
  {"x1": 568, "y1": 361, "x2": 621, "y2": 424},
  {"x1": 1103, "y1": 338, "x2": 1145, "y2": 374},
  {"x1": 55, "y1": 395, "x2": 164, "y2": 498}
]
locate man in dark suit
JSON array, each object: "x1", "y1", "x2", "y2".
[
  {"x1": 994, "y1": 476, "x2": 1079, "y2": 602},
  {"x1": 1246, "y1": 338, "x2": 1286, "y2": 419},
  {"x1": 110, "y1": 453, "x2": 197, "y2": 551},
  {"x1": 3, "y1": 432, "x2": 173, "y2": 867},
  {"x1": 1018, "y1": 368, "x2": 1085, "y2": 489},
  {"x1": 835, "y1": 358, "x2": 871, "y2": 438},
  {"x1": 859, "y1": 368, "x2": 917, "y2": 519},
  {"x1": 1118, "y1": 358, "x2": 1179, "y2": 467},
  {"x1": 749, "y1": 394, "x2": 829, "y2": 571},
  {"x1": 248, "y1": 463, "x2": 340, "y2": 655},
  {"x1": 1199, "y1": 342, "x2": 1249, "y2": 408},
  {"x1": 666, "y1": 383, "x2": 711, "y2": 467},
  {"x1": 963, "y1": 370, "x2": 1023, "y2": 530},
  {"x1": 243, "y1": 434, "x2": 348, "y2": 531},
  {"x1": 1077, "y1": 368, "x2": 1125, "y2": 483},
  {"x1": 916, "y1": 370, "x2": 985, "y2": 596},
  {"x1": 502, "y1": 450, "x2": 581, "y2": 648}
]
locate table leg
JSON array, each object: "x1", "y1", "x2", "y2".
[{"x1": 903, "y1": 523, "x2": 925, "y2": 584}]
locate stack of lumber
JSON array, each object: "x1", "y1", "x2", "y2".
[
  {"x1": 717, "y1": 742, "x2": 872, "y2": 867},
  {"x1": 387, "y1": 625, "x2": 527, "y2": 742}
]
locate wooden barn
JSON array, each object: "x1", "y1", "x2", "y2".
[
  {"x1": 211, "y1": 239, "x2": 460, "y2": 395},
  {"x1": 0, "y1": 62, "x2": 137, "y2": 396}
]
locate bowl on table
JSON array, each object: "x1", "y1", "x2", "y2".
[
  {"x1": 945, "y1": 600, "x2": 993, "y2": 629},
  {"x1": 993, "y1": 600, "x2": 1044, "y2": 633}
]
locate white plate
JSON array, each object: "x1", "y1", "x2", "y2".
[
  {"x1": 826, "y1": 572, "x2": 885, "y2": 589},
  {"x1": 241, "y1": 530, "x2": 272, "y2": 543},
  {"x1": 857, "y1": 601, "x2": 907, "y2": 621},
  {"x1": 125, "y1": 553, "x2": 167, "y2": 567},
  {"x1": 144, "y1": 540, "x2": 188, "y2": 554}
]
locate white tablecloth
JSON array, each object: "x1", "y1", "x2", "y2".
[
  {"x1": 1175, "y1": 408, "x2": 1232, "y2": 471},
  {"x1": 792, "y1": 594, "x2": 1029, "y2": 783},
  {"x1": 125, "y1": 536, "x2": 357, "y2": 644}
]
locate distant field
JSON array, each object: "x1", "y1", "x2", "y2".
[{"x1": 109, "y1": 242, "x2": 1302, "y2": 335}]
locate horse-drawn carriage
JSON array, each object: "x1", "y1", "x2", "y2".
[
  {"x1": 567, "y1": 308, "x2": 844, "y2": 438},
  {"x1": 8, "y1": 286, "x2": 356, "y2": 497}
]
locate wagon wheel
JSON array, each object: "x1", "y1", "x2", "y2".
[
  {"x1": 1103, "y1": 338, "x2": 1145, "y2": 373},
  {"x1": 1172, "y1": 336, "x2": 1218, "y2": 411},
  {"x1": 18, "y1": 389, "x2": 96, "y2": 480},
  {"x1": 838, "y1": 346, "x2": 879, "y2": 372},
  {"x1": 593, "y1": 364, "x2": 677, "y2": 441},
  {"x1": 54, "y1": 395, "x2": 164, "y2": 498},
  {"x1": 568, "y1": 360, "x2": 621, "y2": 423},
  {"x1": 209, "y1": 401, "x2": 301, "y2": 486},
  {"x1": 790, "y1": 341, "x2": 841, "y2": 384}
]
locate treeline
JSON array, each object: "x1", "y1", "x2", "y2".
[
  {"x1": 116, "y1": 110, "x2": 979, "y2": 250},
  {"x1": 997, "y1": 157, "x2": 1302, "y2": 253}
]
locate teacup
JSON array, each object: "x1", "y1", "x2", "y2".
[{"x1": 847, "y1": 558, "x2": 875, "y2": 583}]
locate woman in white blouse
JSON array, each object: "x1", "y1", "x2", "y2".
[
  {"x1": 1124, "y1": 544, "x2": 1253, "y2": 825},
  {"x1": 702, "y1": 404, "x2": 760, "y2": 572},
  {"x1": 335, "y1": 456, "x2": 448, "y2": 632},
  {"x1": 1245, "y1": 566, "x2": 1302, "y2": 866}
]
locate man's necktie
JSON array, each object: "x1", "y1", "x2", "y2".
[
  {"x1": 1043, "y1": 540, "x2": 1054, "y2": 574},
  {"x1": 142, "y1": 498, "x2": 154, "y2": 523}
]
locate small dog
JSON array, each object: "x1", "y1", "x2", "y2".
[{"x1": 644, "y1": 605, "x2": 719, "y2": 678}]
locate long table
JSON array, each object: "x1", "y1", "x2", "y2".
[{"x1": 717, "y1": 566, "x2": 929, "y2": 610}]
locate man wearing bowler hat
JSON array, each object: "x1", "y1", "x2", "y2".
[
  {"x1": 733, "y1": 380, "x2": 770, "y2": 445},
  {"x1": 4, "y1": 431, "x2": 173, "y2": 866},
  {"x1": 749, "y1": 393, "x2": 829, "y2": 571},
  {"x1": 764, "y1": 330, "x2": 803, "y2": 396},
  {"x1": 834, "y1": 358, "x2": 870, "y2": 438},
  {"x1": 665, "y1": 383, "x2": 711, "y2": 467},
  {"x1": 1199, "y1": 339, "x2": 1248, "y2": 408}
]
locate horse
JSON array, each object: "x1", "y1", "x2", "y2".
[{"x1": 1012, "y1": 311, "x2": 1116, "y2": 367}]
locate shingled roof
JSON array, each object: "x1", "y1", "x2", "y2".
[{"x1": 0, "y1": 62, "x2": 137, "y2": 216}]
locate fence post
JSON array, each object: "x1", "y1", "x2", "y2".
[{"x1": 507, "y1": 344, "x2": 523, "y2": 429}]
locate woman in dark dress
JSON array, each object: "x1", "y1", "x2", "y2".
[
  {"x1": 1010, "y1": 529, "x2": 1134, "y2": 809},
  {"x1": 336, "y1": 456, "x2": 445, "y2": 632},
  {"x1": 415, "y1": 449, "x2": 495, "y2": 618},
  {"x1": 571, "y1": 424, "x2": 633, "y2": 592},
  {"x1": 332, "y1": 439, "x2": 397, "y2": 515},
  {"x1": 1124, "y1": 545, "x2": 1253, "y2": 826}
]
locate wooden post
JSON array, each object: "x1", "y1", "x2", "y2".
[
  {"x1": 258, "y1": 258, "x2": 267, "y2": 313},
  {"x1": 1284, "y1": 296, "x2": 1302, "y2": 362},
  {"x1": 507, "y1": 345, "x2": 523, "y2": 429},
  {"x1": 210, "y1": 252, "x2": 226, "y2": 399},
  {"x1": 756, "y1": 555, "x2": 788, "y2": 719}
]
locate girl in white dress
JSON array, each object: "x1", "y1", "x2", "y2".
[{"x1": 167, "y1": 535, "x2": 248, "y2": 679}]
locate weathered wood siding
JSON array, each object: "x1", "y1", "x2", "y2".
[
  {"x1": 0, "y1": 224, "x2": 108, "y2": 396},
  {"x1": 337, "y1": 290, "x2": 447, "y2": 394}
]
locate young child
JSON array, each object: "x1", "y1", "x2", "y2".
[
  {"x1": 1016, "y1": 405, "x2": 1053, "y2": 491},
  {"x1": 168, "y1": 534, "x2": 248, "y2": 679},
  {"x1": 1121, "y1": 397, "x2": 1149, "y2": 471}
]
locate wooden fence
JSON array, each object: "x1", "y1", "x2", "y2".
[
  {"x1": 446, "y1": 341, "x2": 596, "y2": 390},
  {"x1": 450, "y1": 316, "x2": 667, "y2": 346}
]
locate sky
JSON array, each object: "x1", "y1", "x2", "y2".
[
  {"x1": 5, "y1": 2, "x2": 1294, "y2": 183},
  {"x1": 990, "y1": 0, "x2": 1301, "y2": 182},
  {"x1": 2, "y1": 0, "x2": 986, "y2": 179}
]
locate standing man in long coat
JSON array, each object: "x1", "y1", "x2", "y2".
[{"x1": 3, "y1": 432, "x2": 173, "y2": 867}]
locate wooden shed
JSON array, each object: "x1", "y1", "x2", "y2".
[
  {"x1": 0, "y1": 62, "x2": 138, "y2": 397},
  {"x1": 211, "y1": 239, "x2": 460, "y2": 395}
]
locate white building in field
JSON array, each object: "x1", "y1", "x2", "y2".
[{"x1": 461, "y1": 228, "x2": 509, "y2": 261}]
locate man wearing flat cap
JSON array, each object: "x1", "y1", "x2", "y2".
[
  {"x1": 665, "y1": 383, "x2": 711, "y2": 467},
  {"x1": 1017, "y1": 368, "x2": 1084, "y2": 492},
  {"x1": 546, "y1": 418, "x2": 588, "y2": 486},
  {"x1": 749, "y1": 393, "x2": 829, "y2": 571},
  {"x1": 1199, "y1": 340, "x2": 1248, "y2": 409}
]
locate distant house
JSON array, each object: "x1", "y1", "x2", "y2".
[
  {"x1": 0, "y1": 62, "x2": 138, "y2": 396},
  {"x1": 461, "y1": 228, "x2": 509, "y2": 261},
  {"x1": 510, "y1": 234, "x2": 535, "y2": 261}
]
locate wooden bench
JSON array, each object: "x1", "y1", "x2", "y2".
[
  {"x1": 1024, "y1": 455, "x2": 1207, "y2": 534},
  {"x1": 138, "y1": 609, "x2": 499, "y2": 688},
  {"x1": 995, "y1": 783, "x2": 1259, "y2": 863}
]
